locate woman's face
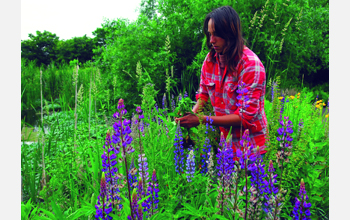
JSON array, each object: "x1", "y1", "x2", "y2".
[{"x1": 208, "y1": 18, "x2": 227, "y2": 55}]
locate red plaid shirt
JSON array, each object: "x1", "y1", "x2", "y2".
[{"x1": 196, "y1": 46, "x2": 268, "y2": 154}]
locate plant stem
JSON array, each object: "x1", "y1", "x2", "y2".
[
  {"x1": 74, "y1": 64, "x2": 78, "y2": 149},
  {"x1": 89, "y1": 71, "x2": 92, "y2": 140},
  {"x1": 119, "y1": 114, "x2": 135, "y2": 220},
  {"x1": 40, "y1": 69, "x2": 46, "y2": 188}
]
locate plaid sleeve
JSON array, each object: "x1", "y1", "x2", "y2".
[
  {"x1": 196, "y1": 53, "x2": 210, "y2": 102},
  {"x1": 234, "y1": 55, "x2": 266, "y2": 133}
]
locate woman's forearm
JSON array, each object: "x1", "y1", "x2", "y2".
[{"x1": 200, "y1": 114, "x2": 242, "y2": 128}]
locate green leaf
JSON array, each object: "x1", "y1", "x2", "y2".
[{"x1": 211, "y1": 214, "x2": 230, "y2": 220}]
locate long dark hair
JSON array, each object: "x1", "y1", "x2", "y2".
[{"x1": 203, "y1": 6, "x2": 245, "y2": 75}]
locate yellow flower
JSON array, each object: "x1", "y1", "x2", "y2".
[
  {"x1": 325, "y1": 114, "x2": 329, "y2": 118},
  {"x1": 297, "y1": 92, "x2": 300, "y2": 95},
  {"x1": 316, "y1": 100, "x2": 323, "y2": 104},
  {"x1": 297, "y1": 96, "x2": 300, "y2": 99},
  {"x1": 323, "y1": 103, "x2": 326, "y2": 106},
  {"x1": 278, "y1": 97, "x2": 283, "y2": 100},
  {"x1": 289, "y1": 96, "x2": 295, "y2": 100}
]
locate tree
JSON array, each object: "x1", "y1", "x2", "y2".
[
  {"x1": 56, "y1": 35, "x2": 95, "y2": 64},
  {"x1": 21, "y1": 30, "x2": 59, "y2": 67}
]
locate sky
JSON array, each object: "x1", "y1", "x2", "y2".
[{"x1": 21, "y1": 0, "x2": 142, "y2": 41}]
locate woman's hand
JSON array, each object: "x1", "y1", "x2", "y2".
[{"x1": 175, "y1": 112, "x2": 200, "y2": 128}]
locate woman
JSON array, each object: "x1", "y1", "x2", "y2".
[{"x1": 175, "y1": 6, "x2": 268, "y2": 156}]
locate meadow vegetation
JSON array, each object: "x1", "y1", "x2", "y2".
[{"x1": 21, "y1": 0, "x2": 329, "y2": 219}]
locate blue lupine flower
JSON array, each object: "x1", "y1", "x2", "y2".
[
  {"x1": 201, "y1": 137, "x2": 211, "y2": 174},
  {"x1": 128, "y1": 157, "x2": 138, "y2": 190},
  {"x1": 280, "y1": 95, "x2": 285, "y2": 120},
  {"x1": 262, "y1": 160, "x2": 280, "y2": 216},
  {"x1": 162, "y1": 93, "x2": 167, "y2": 109},
  {"x1": 137, "y1": 179, "x2": 145, "y2": 201},
  {"x1": 184, "y1": 91, "x2": 188, "y2": 98},
  {"x1": 171, "y1": 95, "x2": 176, "y2": 112},
  {"x1": 95, "y1": 173, "x2": 113, "y2": 220},
  {"x1": 101, "y1": 130, "x2": 120, "y2": 210},
  {"x1": 162, "y1": 93, "x2": 167, "y2": 116},
  {"x1": 174, "y1": 123, "x2": 184, "y2": 174},
  {"x1": 216, "y1": 133, "x2": 235, "y2": 181},
  {"x1": 178, "y1": 93, "x2": 182, "y2": 101},
  {"x1": 236, "y1": 82, "x2": 250, "y2": 109},
  {"x1": 250, "y1": 147, "x2": 267, "y2": 197},
  {"x1": 113, "y1": 99, "x2": 136, "y2": 218},
  {"x1": 236, "y1": 129, "x2": 255, "y2": 170},
  {"x1": 292, "y1": 179, "x2": 312, "y2": 220},
  {"x1": 276, "y1": 116, "x2": 293, "y2": 165},
  {"x1": 112, "y1": 101, "x2": 134, "y2": 156},
  {"x1": 138, "y1": 153, "x2": 149, "y2": 189},
  {"x1": 186, "y1": 150, "x2": 195, "y2": 182},
  {"x1": 142, "y1": 169, "x2": 160, "y2": 217}
]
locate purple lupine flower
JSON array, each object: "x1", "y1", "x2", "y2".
[
  {"x1": 184, "y1": 91, "x2": 188, "y2": 98},
  {"x1": 262, "y1": 160, "x2": 280, "y2": 215},
  {"x1": 155, "y1": 102, "x2": 159, "y2": 113},
  {"x1": 112, "y1": 98, "x2": 135, "y2": 219},
  {"x1": 236, "y1": 82, "x2": 250, "y2": 108},
  {"x1": 174, "y1": 123, "x2": 184, "y2": 174},
  {"x1": 276, "y1": 116, "x2": 293, "y2": 166},
  {"x1": 136, "y1": 106, "x2": 142, "y2": 114},
  {"x1": 178, "y1": 93, "x2": 182, "y2": 101},
  {"x1": 250, "y1": 146, "x2": 267, "y2": 196},
  {"x1": 95, "y1": 173, "x2": 113, "y2": 220},
  {"x1": 216, "y1": 133, "x2": 227, "y2": 178},
  {"x1": 130, "y1": 188, "x2": 139, "y2": 220},
  {"x1": 216, "y1": 133, "x2": 235, "y2": 182},
  {"x1": 186, "y1": 150, "x2": 195, "y2": 182},
  {"x1": 143, "y1": 169, "x2": 160, "y2": 217},
  {"x1": 137, "y1": 179, "x2": 145, "y2": 201},
  {"x1": 135, "y1": 107, "x2": 145, "y2": 136},
  {"x1": 128, "y1": 157, "x2": 138, "y2": 189},
  {"x1": 292, "y1": 179, "x2": 312, "y2": 220},
  {"x1": 280, "y1": 95, "x2": 285, "y2": 120},
  {"x1": 171, "y1": 95, "x2": 176, "y2": 112},
  {"x1": 138, "y1": 153, "x2": 149, "y2": 190},
  {"x1": 101, "y1": 130, "x2": 120, "y2": 210},
  {"x1": 162, "y1": 93, "x2": 167, "y2": 109},
  {"x1": 236, "y1": 129, "x2": 255, "y2": 170},
  {"x1": 162, "y1": 93, "x2": 167, "y2": 116},
  {"x1": 246, "y1": 146, "x2": 267, "y2": 219},
  {"x1": 201, "y1": 136, "x2": 211, "y2": 174}
]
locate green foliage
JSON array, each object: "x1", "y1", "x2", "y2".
[{"x1": 21, "y1": 0, "x2": 329, "y2": 219}]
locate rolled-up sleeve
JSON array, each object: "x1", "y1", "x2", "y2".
[{"x1": 233, "y1": 57, "x2": 266, "y2": 133}]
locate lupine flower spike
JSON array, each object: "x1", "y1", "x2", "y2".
[
  {"x1": 101, "y1": 130, "x2": 121, "y2": 210},
  {"x1": 143, "y1": 169, "x2": 160, "y2": 218},
  {"x1": 112, "y1": 99, "x2": 135, "y2": 219},
  {"x1": 292, "y1": 179, "x2": 312, "y2": 220},
  {"x1": 262, "y1": 160, "x2": 280, "y2": 219},
  {"x1": 136, "y1": 106, "x2": 148, "y2": 192},
  {"x1": 174, "y1": 123, "x2": 184, "y2": 174},
  {"x1": 95, "y1": 172, "x2": 113, "y2": 220},
  {"x1": 186, "y1": 150, "x2": 195, "y2": 182},
  {"x1": 247, "y1": 146, "x2": 267, "y2": 219}
]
